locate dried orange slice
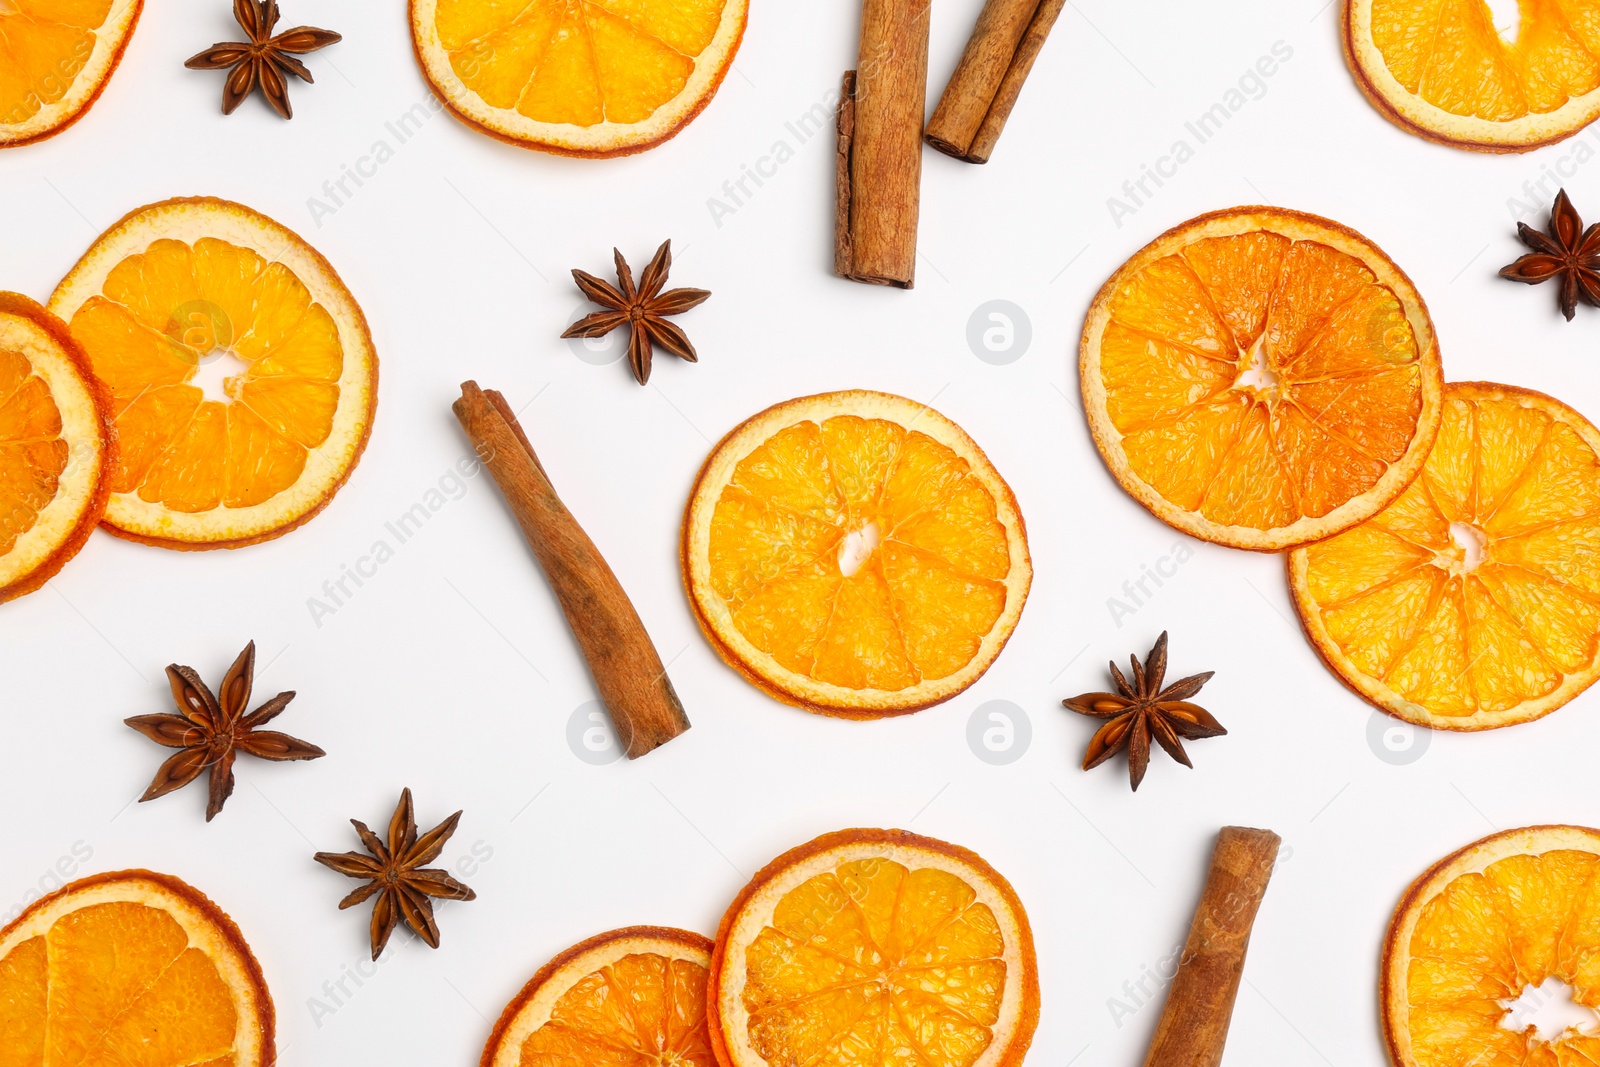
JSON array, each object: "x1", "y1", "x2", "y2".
[
  {"x1": 709, "y1": 828, "x2": 1040, "y2": 1067},
  {"x1": 681, "y1": 390, "x2": 1031, "y2": 718},
  {"x1": 0, "y1": 869, "x2": 274, "y2": 1066},
  {"x1": 1346, "y1": 0, "x2": 1600, "y2": 152},
  {"x1": 1290, "y1": 382, "x2": 1600, "y2": 731},
  {"x1": 0, "y1": 292, "x2": 113, "y2": 603},
  {"x1": 48, "y1": 196, "x2": 378, "y2": 550},
  {"x1": 1081, "y1": 206, "x2": 1444, "y2": 551},
  {"x1": 481, "y1": 927, "x2": 715, "y2": 1067},
  {"x1": 410, "y1": 0, "x2": 748, "y2": 157},
  {"x1": 0, "y1": 0, "x2": 143, "y2": 148},
  {"x1": 1384, "y1": 826, "x2": 1600, "y2": 1067}
]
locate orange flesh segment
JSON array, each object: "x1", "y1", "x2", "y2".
[
  {"x1": 708, "y1": 416, "x2": 1011, "y2": 691},
  {"x1": 1105, "y1": 233, "x2": 1424, "y2": 531},
  {"x1": 742, "y1": 859, "x2": 1008, "y2": 1067},
  {"x1": 0, "y1": 901, "x2": 240, "y2": 1067},
  {"x1": 0, "y1": 0, "x2": 113, "y2": 124},
  {"x1": 518, "y1": 952, "x2": 715, "y2": 1066},
  {"x1": 434, "y1": 0, "x2": 725, "y2": 126},
  {"x1": 66, "y1": 236, "x2": 343, "y2": 514},
  {"x1": 0, "y1": 348, "x2": 68, "y2": 556},
  {"x1": 1407, "y1": 849, "x2": 1600, "y2": 1066},
  {"x1": 1302, "y1": 392, "x2": 1600, "y2": 717},
  {"x1": 1370, "y1": 0, "x2": 1600, "y2": 120}
]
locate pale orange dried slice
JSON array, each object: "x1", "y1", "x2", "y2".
[
  {"x1": 0, "y1": 0, "x2": 143, "y2": 148},
  {"x1": 1384, "y1": 826, "x2": 1600, "y2": 1067},
  {"x1": 1291, "y1": 382, "x2": 1600, "y2": 731},
  {"x1": 1346, "y1": 0, "x2": 1600, "y2": 152},
  {"x1": 49, "y1": 196, "x2": 378, "y2": 549},
  {"x1": 1081, "y1": 206, "x2": 1444, "y2": 551},
  {"x1": 709, "y1": 828, "x2": 1040, "y2": 1067},
  {"x1": 410, "y1": 0, "x2": 748, "y2": 157},
  {"x1": 0, "y1": 291, "x2": 113, "y2": 604},
  {"x1": 681, "y1": 390, "x2": 1031, "y2": 718},
  {"x1": 0, "y1": 869, "x2": 274, "y2": 1066},
  {"x1": 481, "y1": 927, "x2": 715, "y2": 1067}
]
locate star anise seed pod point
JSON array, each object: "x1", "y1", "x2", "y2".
[
  {"x1": 185, "y1": 0, "x2": 341, "y2": 120},
  {"x1": 126, "y1": 641, "x2": 325, "y2": 821},
  {"x1": 1061, "y1": 631, "x2": 1226, "y2": 791},
  {"x1": 561, "y1": 240, "x2": 711, "y2": 385},
  {"x1": 314, "y1": 788, "x2": 477, "y2": 961},
  {"x1": 1499, "y1": 188, "x2": 1600, "y2": 322}
]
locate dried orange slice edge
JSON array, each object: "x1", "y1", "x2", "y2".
[
  {"x1": 1290, "y1": 381, "x2": 1600, "y2": 731},
  {"x1": 1080, "y1": 205, "x2": 1443, "y2": 551},
  {"x1": 0, "y1": 0, "x2": 143, "y2": 148},
  {"x1": 0, "y1": 291, "x2": 113, "y2": 603},
  {"x1": 1384, "y1": 826, "x2": 1600, "y2": 1067},
  {"x1": 1345, "y1": 0, "x2": 1600, "y2": 152},
  {"x1": 709, "y1": 829, "x2": 1040, "y2": 1067},
  {"x1": 0, "y1": 869, "x2": 274, "y2": 1067},
  {"x1": 480, "y1": 926, "x2": 715, "y2": 1067},
  {"x1": 409, "y1": 0, "x2": 748, "y2": 157},
  {"x1": 48, "y1": 196, "x2": 378, "y2": 550},
  {"x1": 681, "y1": 390, "x2": 1031, "y2": 718}
]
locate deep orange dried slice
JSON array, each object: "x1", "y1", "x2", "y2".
[{"x1": 0, "y1": 0, "x2": 143, "y2": 148}]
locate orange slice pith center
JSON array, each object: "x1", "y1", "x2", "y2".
[
  {"x1": 520, "y1": 952, "x2": 715, "y2": 1065},
  {"x1": 0, "y1": 345, "x2": 67, "y2": 555},
  {"x1": 0, "y1": 901, "x2": 242, "y2": 1066},
  {"x1": 708, "y1": 414, "x2": 1013, "y2": 692},
  {"x1": 0, "y1": 0, "x2": 113, "y2": 125},
  {"x1": 1406, "y1": 849, "x2": 1600, "y2": 1065},
  {"x1": 1303, "y1": 390, "x2": 1600, "y2": 717},
  {"x1": 435, "y1": 0, "x2": 726, "y2": 127},
  {"x1": 742, "y1": 858, "x2": 1007, "y2": 1067},
  {"x1": 1370, "y1": 0, "x2": 1600, "y2": 121},
  {"x1": 68, "y1": 235, "x2": 345, "y2": 515},
  {"x1": 1104, "y1": 230, "x2": 1425, "y2": 531}
]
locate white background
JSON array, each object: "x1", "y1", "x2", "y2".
[{"x1": 4, "y1": 0, "x2": 1600, "y2": 1063}]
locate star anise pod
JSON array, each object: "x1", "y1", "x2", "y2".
[
  {"x1": 1499, "y1": 189, "x2": 1600, "y2": 321},
  {"x1": 185, "y1": 0, "x2": 341, "y2": 119},
  {"x1": 562, "y1": 240, "x2": 711, "y2": 385},
  {"x1": 314, "y1": 789, "x2": 477, "y2": 961},
  {"x1": 125, "y1": 641, "x2": 325, "y2": 821},
  {"x1": 1062, "y1": 632, "x2": 1226, "y2": 791}
]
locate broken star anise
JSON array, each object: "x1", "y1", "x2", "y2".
[
  {"x1": 314, "y1": 789, "x2": 477, "y2": 961},
  {"x1": 1499, "y1": 189, "x2": 1600, "y2": 321},
  {"x1": 562, "y1": 240, "x2": 711, "y2": 385},
  {"x1": 185, "y1": 0, "x2": 341, "y2": 119},
  {"x1": 126, "y1": 641, "x2": 325, "y2": 821},
  {"x1": 1062, "y1": 632, "x2": 1226, "y2": 792}
]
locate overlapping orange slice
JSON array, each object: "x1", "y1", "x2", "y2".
[
  {"x1": 411, "y1": 0, "x2": 748, "y2": 156},
  {"x1": 49, "y1": 196, "x2": 378, "y2": 549},
  {"x1": 0, "y1": 869, "x2": 274, "y2": 1066},
  {"x1": 0, "y1": 0, "x2": 143, "y2": 148},
  {"x1": 1081, "y1": 206, "x2": 1444, "y2": 551},
  {"x1": 481, "y1": 927, "x2": 715, "y2": 1067}
]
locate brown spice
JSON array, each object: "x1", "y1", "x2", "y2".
[
  {"x1": 925, "y1": 0, "x2": 1067, "y2": 164},
  {"x1": 560, "y1": 241, "x2": 710, "y2": 385},
  {"x1": 185, "y1": 0, "x2": 341, "y2": 119},
  {"x1": 1499, "y1": 188, "x2": 1600, "y2": 321}
]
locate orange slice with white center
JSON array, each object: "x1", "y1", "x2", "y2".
[
  {"x1": 0, "y1": 291, "x2": 113, "y2": 604},
  {"x1": 410, "y1": 0, "x2": 748, "y2": 156},
  {"x1": 480, "y1": 927, "x2": 715, "y2": 1067},
  {"x1": 709, "y1": 828, "x2": 1040, "y2": 1067},
  {"x1": 49, "y1": 196, "x2": 378, "y2": 550},
  {"x1": 681, "y1": 390, "x2": 1031, "y2": 718},
  {"x1": 0, "y1": 869, "x2": 274, "y2": 1066},
  {"x1": 1081, "y1": 206, "x2": 1444, "y2": 551},
  {"x1": 1291, "y1": 382, "x2": 1600, "y2": 730},
  {"x1": 1346, "y1": 0, "x2": 1600, "y2": 152},
  {"x1": 1384, "y1": 826, "x2": 1600, "y2": 1067},
  {"x1": 0, "y1": 0, "x2": 143, "y2": 148}
]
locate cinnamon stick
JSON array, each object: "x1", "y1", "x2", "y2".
[
  {"x1": 453, "y1": 382, "x2": 690, "y2": 759},
  {"x1": 925, "y1": 0, "x2": 1067, "y2": 164},
  {"x1": 1142, "y1": 826, "x2": 1281, "y2": 1067},
  {"x1": 835, "y1": 0, "x2": 932, "y2": 288}
]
